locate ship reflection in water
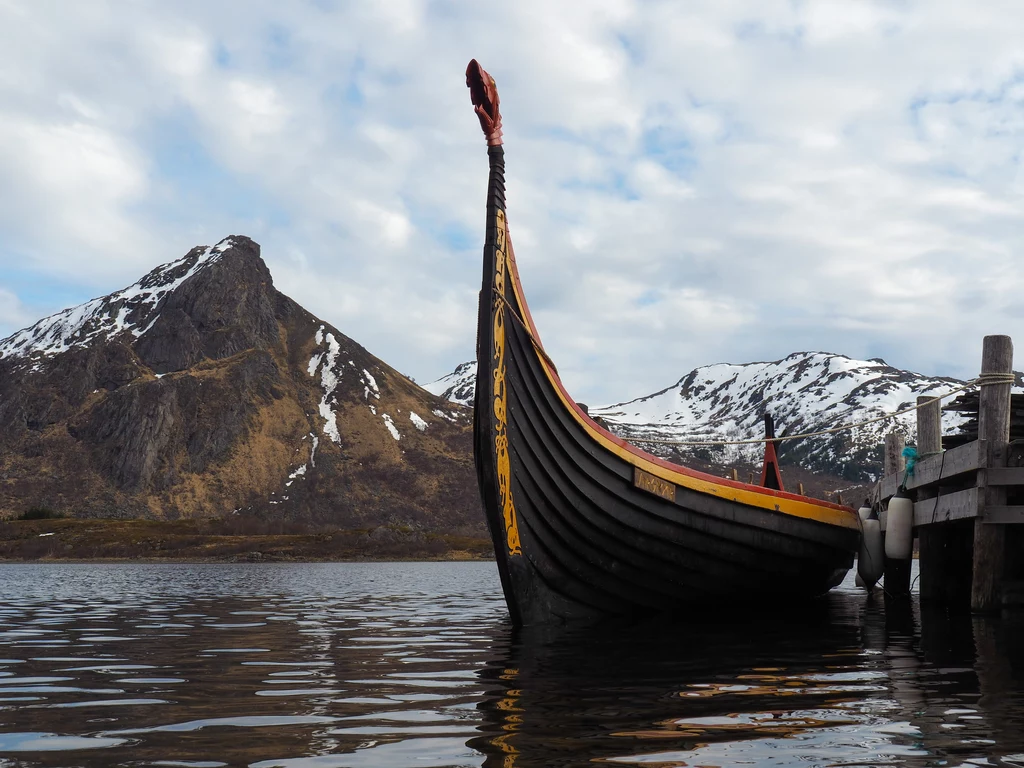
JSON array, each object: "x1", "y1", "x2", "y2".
[
  {"x1": 0, "y1": 562, "x2": 1020, "y2": 767},
  {"x1": 473, "y1": 566, "x2": 1024, "y2": 768}
]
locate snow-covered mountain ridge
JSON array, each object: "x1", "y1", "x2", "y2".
[
  {"x1": 427, "y1": 353, "x2": 1010, "y2": 480},
  {"x1": 424, "y1": 361, "x2": 475, "y2": 405},
  {"x1": 0, "y1": 238, "x2": 235, "y2": 363}
]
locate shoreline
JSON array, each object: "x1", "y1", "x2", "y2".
[
  {"x1": 0, "y1": 556, "x2": 495, "y2": 564},
  {"x1": 0, "y1": 517, "x2": 494, "y2": 563}
]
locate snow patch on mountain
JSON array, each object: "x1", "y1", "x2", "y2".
[
  {"x1": 382, "y1": 413, "x2": 401, "y2": 440},
  {"x1": 286, "y1": 465, "x2": 307, "y2": 487},
  {"x1": 307, "y1": 353, "x2": 322, "y2": 377},
  {"x1": 424, "y1": 361, "x2": 475, "y2": 405},
  {"x1": 0, "y1": 237, "x2": 237, "y2": 361},
  {"x1": 311, "y1": 325, "x2": 343, "y2": 444},
  {"x1": 362, "y1": 369, "x2": 380, "y2": 400}
]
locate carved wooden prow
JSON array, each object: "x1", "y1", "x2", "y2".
[{"x1": 466, "y1": 59, "x2": 503, "y2": 146}]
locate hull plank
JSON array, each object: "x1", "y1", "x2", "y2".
[{"x1": 505, "y1": 314, "x2": 855, "y2": 561}]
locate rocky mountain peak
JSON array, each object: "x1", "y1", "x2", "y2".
[
  {"x1": 133, "y1": 236, "x2": 279, "y2": 373},
  {"x1": 0, "y1": 238, "x2": 478, "y2": 532},
  {"x1": 0, "y1": 236, "x2": 277, "y2": 376}
]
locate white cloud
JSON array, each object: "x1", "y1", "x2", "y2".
[
  {"x1": 0, "y1": 116, "x2": 150, "y2": 273},
  {"x1": 0, "y1": 0, "x2": 1023, "y2": 403}
]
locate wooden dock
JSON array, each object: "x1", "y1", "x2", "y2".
[{"x1": 875, "y1": 335, "x2": 1024, "y2": 612}]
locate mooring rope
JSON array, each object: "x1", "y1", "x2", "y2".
[{"x1": 976, "y1": 372, "x2": 1018, "y2": 386}]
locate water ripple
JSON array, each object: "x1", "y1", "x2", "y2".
[{"x1": 0, "y1": 562, "x2": 1017, "y2": 767}]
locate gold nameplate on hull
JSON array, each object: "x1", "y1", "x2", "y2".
[{"x1": 633, "y1": 467, "x2": 676, "y2": 502}]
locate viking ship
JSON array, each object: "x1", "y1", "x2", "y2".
[{"x1": 466, "y1": 60, "x2": 861, "y2": 626}]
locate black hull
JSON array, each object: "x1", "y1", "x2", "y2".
[{"x1": 473, "y1": 146, "x2": 858, "y2": 628}]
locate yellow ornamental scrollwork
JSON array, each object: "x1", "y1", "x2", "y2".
[{"x1": 493, "y1": 209, "x2": 522, "y2": 557}]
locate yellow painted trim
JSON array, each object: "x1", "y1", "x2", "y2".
[
  {"x1": 501, "y1": 237, "x2": 860, "y2": 532},
  {"x1": 492, "y1": 209, "x2": 523, "y2": 556}
]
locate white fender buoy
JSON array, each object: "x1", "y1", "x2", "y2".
[
  {"x1": 884, "y1": 491, "x2": 914, "y2": 560},
  {"x1": 858, "y1": 506, "x2": 872, "y2": 522},
  {"x1": 858, "y1": 518, "x2": 883, "y2": 588}
]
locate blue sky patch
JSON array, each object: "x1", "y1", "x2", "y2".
[
  {"x1": 635, "y1": 289, "x2": 660, "y2": 307},
  {"x1": 0, "y1": 261, "x2": 95, "y2": 312},
  {"x1": 265, "y1": 24, "x2": 295, "y2": 71},
  {"x1": 214, "y1": 41, "x2": 232, "y2": 69},
  {"x1": 642, "y1": 127, "x2": 697, "y2": 177},
  {"x1": 143, "y1": 112, "x2": 291, "y2": 231}
]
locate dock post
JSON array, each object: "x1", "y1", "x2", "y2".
[
  {"x1": 884, "y1": 432, "x2": 906, "y2": 482},
  {"x1": 972, "y1": 335, "x2": 1013, "y2": 613},
  {"x1": 883, "y1": 432, "x2": 912, "y2": 598},
  {"x1": 916, "y1": 395, "x2": 971, "y2": 605}
]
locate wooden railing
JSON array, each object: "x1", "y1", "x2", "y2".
[{"x1": 874, "y1": 335, "x2": 1022, "y2": 612}]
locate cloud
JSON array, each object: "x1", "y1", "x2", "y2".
[
  {"x1": 0, "y1": 288, "x2": 29, "y2": 332},
  {"x1": 1, "y1": 0, "x2": 1023, "y2": 403},
  {"x1": 0, "y1": 117, "x2": 149, "y2": 268}
]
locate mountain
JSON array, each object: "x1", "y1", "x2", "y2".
[
  {"x1": 424, "y1": 361, "x2": 475, "y2": 406},
  {"x1": 0, "y1": 236, "x2": 481, "y2": 534},
  {"x1": 429, "y1": 353, "x2": 1003, "y2": 481}
]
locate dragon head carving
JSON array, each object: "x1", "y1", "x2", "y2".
[{"x1": 466, "y1": 59, "x2": 503, "y2": 146}]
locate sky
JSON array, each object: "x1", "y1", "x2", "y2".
[{"x1": 1, "y1": 0, "x2": 1023, "y2": 404}]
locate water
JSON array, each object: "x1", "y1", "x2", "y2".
[{"x1": 0, "y1": 563, "x2": 1020, "y2": 767}]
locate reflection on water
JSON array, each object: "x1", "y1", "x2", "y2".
[{"x1": 0, "y1": 563, "x2": 1020, "y2": 767}]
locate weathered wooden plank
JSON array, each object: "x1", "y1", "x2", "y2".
[
  {"x1": 910, "y1": 439, "x2": 986, "y2": 488},
  {"x1": 982, "y1": 506, "x2": 1024, "y2": 524},
  {"x1": 879, "y1": 439, "x2": 986, "y2": 499},
  {"x1": 983, "y1": 467, "x2": 1024, "y2": 486},
  {"x1": 914, "y1": 487, "x2": 981, "y2": 526},
  {"x1": 918, "y1": 396, "x2": 943, "y2": 455},
  {"x1": 884, "y1": 433, "x2": 905, "y2": 479},
  {"x1": 917, "y1": 395, "x2": 961, "y2": 605}
]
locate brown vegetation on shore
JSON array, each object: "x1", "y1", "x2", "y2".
[{"x1": 0, "y1": 517, "x2": 493, "y2": 562}]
